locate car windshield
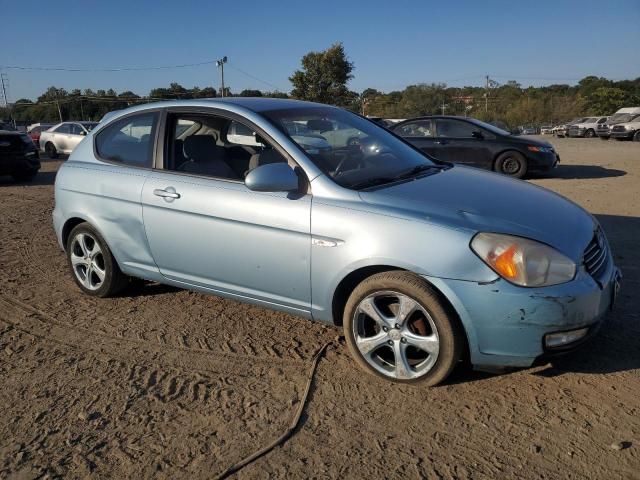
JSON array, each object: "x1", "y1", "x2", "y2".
[
  {"x1": 82, "y1": 122, "x2": 99, "y2": 131},
  {"x1": 610, "y1": 113, "x2": 637, "y2": 123},
  {"x1": 262, "y1": 107, "x2": 440, "y2": 190}
]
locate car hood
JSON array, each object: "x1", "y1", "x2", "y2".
[
  {"x1": 509, "y1": 135, "x2": 554, "y2": 148},
  {"x1": 358, "y1": 166, "x2": 595, "y2": 260}
]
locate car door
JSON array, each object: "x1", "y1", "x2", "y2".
[
  {"x1": 433, "y1": 118, "x2": 493, "y2": 168},
  {"x1": 141, "y1": 109, "x2": 312, "y2": 314},
  {"x1": 393, "y1": 119, "x2": 439, "y2": 157},
  {"x1": 52, "y1": 123, "x2": 71, "y2": 152}
]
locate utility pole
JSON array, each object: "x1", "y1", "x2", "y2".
[
  {"x1": 441, "y1": 99, "x2": 447, "y2": 115},
  {"x1": 485, "y1": 75, "x2": 489, "y2": 114},
  {"x1": 216, "y1": 56, "x2": 228, "y2": 97},
  {"x1": 56, "y1": 100, "x2": 63, "y2": 122},
  {"x1": 1, "y1": 73, "x2": 11, "y2": 125}
]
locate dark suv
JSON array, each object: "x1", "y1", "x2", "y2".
[
  {"x1": 0, "y1": 129, "x2": 41, "y2": 182},
  {"x1": 391, "y1": 116, "x2": 559, "y2": 178}
]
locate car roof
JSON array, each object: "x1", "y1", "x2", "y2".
[{"x1": 93, "y1": 98, "x2": 335, "y2": 126}]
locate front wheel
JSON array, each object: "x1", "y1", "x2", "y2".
[
  {"x1": 45, "y1": 142, "x2": 59, "y2": 159},
  {"x1": 494, "y1": 151, "x2": 527, "y2": 179},
  {"x1": 585, "y1": 129, "x2": 596, "y2": 138},
  {"x1": 633, "y1": 131, "x2": 640, "y2": 142},
  {"x1": 66, "y1": 223, "x2": 129, "y2": 297},
  {"x1": 343, "y1": 271, "x2": 464, "y2": 385}
]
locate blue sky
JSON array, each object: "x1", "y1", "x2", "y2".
[{"x1": 1, "y1": 0, "x2": 639, "y2": 101}]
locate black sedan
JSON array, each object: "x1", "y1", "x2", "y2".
[
  {"x1": 391, "y1": 116, "x2": 559, "y2": 178},
  {"x1": 0, "y1": 129, "x2": 41, "y2": 182}
]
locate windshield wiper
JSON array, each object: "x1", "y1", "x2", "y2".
[
  {"x1": 393, "y1": 164, "x2": 445, "y2": 180},
  {"x1": 349, "y1": 177, "x2": 399, "y2": 190}
]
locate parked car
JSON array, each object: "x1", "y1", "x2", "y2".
[
  {"x1": 0, "y1": 121, "x2": 16, "y2": 131},
  {"x1": 52, "y1": 98, "x2": 621, "y2": 386},
  {"x1": 597, "y1": 108, "x2": 640, "y2": 140},
  {"x1": 567, "y1": 116, "x2": 608, "y2": 138},
  {"x1": 39, "y1": 121, "x2": 99, "y2": 158},
  {"x1": 610, "y1": 115, "x2": 640, "y2": 141},
  {"x1": 0, "y1": 128, "x2": 41, "y2": 181},
  {"x1": 27, "y1": 123, "x2": 55, "y2": 148},
  {"x1": 540, "y1": 125, "x2": 553, "y2": 135},
  {"x1": 521, "y1": 126, "x2": 537, "y2": 135},
  {"x1": 553, "y1": 118, "x2": 588, "y2": 138},
  {"x1": 391, "y1": 116, "x2": 558, "y2": 178}
]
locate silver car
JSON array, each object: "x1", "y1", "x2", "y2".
[
  {"x1": 53, "y1": 98, "x2": 621, "y2": 385},
  {"x1": 40, "y1": 121, "x2": 99, "y2": 158}
]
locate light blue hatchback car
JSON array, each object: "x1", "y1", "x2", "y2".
[{"x1": 53, "y1": 98, "x2": 621, "y2": 385}]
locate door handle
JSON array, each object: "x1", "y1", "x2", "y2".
[{"x1": 153, "y1": 187, "x2": 181, "y2": 199}]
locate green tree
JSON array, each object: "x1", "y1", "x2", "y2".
[
  {"x1": 585, "y1": 87, "x2": 637, "y2": 115},
  {"x1": 289, "y1": 42, "x2": 354, "y2": 106},
  {"x1": 239, "y1": 89, "x2": 263, "y2": 97}
]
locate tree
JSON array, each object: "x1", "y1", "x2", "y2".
[
  {"x1": 239, "y1": 89, "x2": 263, "y2": 97},
  {"x1": 289, "y1": 42, "x2": 354, "y2": 106},
  {"x1": 585, "y1": 87, "x2": 637, "y2": 115}
]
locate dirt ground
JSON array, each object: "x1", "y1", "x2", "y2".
[{"x1": 0, "y1": 136, "x2": 638, "y2": 479}]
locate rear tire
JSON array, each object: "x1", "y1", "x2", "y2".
[
  {"x1": 633, "y1": 131, "x2": 640, "y2": 142},
  {"x1": 495, "y1": 151, "x2": 527, "y2": 179},
  {"x1": 66, "y1": 223, "x2": 129, "y2": 297},
  {"x1": 45, "y1": 142, "x2": 58, "y2": 159},
  {"x1": 343, "y1": 271, "x2": 463, "y2": 386},
  {"x1": 585, "y1": 129, "x2": 595, "y2": 138}
]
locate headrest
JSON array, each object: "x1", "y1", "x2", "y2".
[{"x1": 183, "y1": 135, "x2": 217, "y2": 161}]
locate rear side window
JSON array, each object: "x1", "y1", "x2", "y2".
[
  {"x1": 55, "y1": 124, "x2": 71, "y2": 134},
  {"x1": 95, "y1": 112, "x2": 158, "y2": 167}
]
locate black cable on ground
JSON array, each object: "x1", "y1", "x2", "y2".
[{"x1": 213, "y1": 339, "x2": 335, "y2": 480}]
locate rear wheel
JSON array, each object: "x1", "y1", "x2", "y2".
[
  {"x1": 633, "y1": 131, "x2": 640, "y2": 142},
  {"x1": 343, "y1": 271, "x2": 463, "y2": 386},
  {"x1": 66, "y1": 223, "x2": 129, "y2": 297},
  {"x1": 585, "y1": 129, "x2": 596, "y2": 138},
  {"x1": 45, "y1": 142, "x2": 58, "y2": 159},
  {"x1": 495, "y1": 151, "x2": 527, "y2": 179}
]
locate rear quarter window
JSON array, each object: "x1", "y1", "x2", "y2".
[{"x1": 95, "y1": 112, "x2": 158, "y2": 167}]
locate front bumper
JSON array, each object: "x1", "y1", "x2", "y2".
[
  {"x1": 425, "y1": 259, "x2": 620, "y2": 368},
  {"x1": 527, "y1": 150, "x2": 559, "y2": 173},
  {"x1": 0, "y1": 152, "x2": 41, "y2": 175},
  {"x1": 610, "y1": 131, "x2": 634, "y2": 139}
]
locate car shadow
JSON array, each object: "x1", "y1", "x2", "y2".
[
  {"x1": 119, "y1": 280, "x2": 182, "y2": 298},
  {"x1": 534, "y1": 165, "x2": 627, "y2": 180},
  {"x1": 447, "y1": 213, "x2": 639, "y2": 384},
  {"x1": 0, "y1": 171, "x2": 57, "y2": 186}
]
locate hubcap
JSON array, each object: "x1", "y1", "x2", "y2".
[
  {"x1": 503, "y1": 157, "x2": 520, "y2": 174},
  {"x1": 70, "y1": 233, "x2": 106, "y2": 291},
  {"x1": 353, "y1": 291, "x2": 439, "y2": 380}
]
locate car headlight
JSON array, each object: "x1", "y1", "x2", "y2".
[
  {"x1": 527, "y1": 145, "x2": 554, "y2": 153},
  {"x1": 470, "y1": 232, "x2": 576, "y2": 287},
  {"x1": 625, "y1": 125, "x2": 635, "y2": 131}
]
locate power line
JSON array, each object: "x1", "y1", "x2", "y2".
[
  {"x1": 226, "y1": 63, "x2": 285, "y2": 92},
  {"x1": 1, "y1": 60, "x2": 218, "y2": 72}
]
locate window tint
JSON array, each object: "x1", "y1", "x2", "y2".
[
  {"x1": 396, "y1": 120, "x2": 433, "y2": 137},
  {"x1": 95, "y1": 112, "x2": 158, "y2": 167},
  {"x1": 70, "y1": 124, "x2": 85, "y2": 135},
  {"x1": 436, "y1": 119, "x2": 477, "y2": 137},
  {"x1": 55, "y1": 124, "x2": 71, "y2": 134},
  {"x1": 166, "y1": 113, "x2": 286, "y2": 181}
]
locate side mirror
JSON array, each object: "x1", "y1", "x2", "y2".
[
  {"x1": 80, "y1": 130, "x2": 87, "y2": 136},
  {"x1": 471, "y1": 130, "x2": 484, "y2": 139},
  {"x1": 245, "y1": 162, "x2": 299, "y2": 192}
]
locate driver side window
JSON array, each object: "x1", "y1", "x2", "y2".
[
  {"x1": 166, "y1": 113, "x2": 286, "y2": 181},
  {"x1": 435, "y1": 119, "x2": 476, "y2": 138},
  {"x1": 397, "y1": 120, "x2": 433, "y2": 137}
]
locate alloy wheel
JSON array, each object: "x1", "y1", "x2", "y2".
[
  {"x1": 70, "y1": 232, "x2": 106, "y2": 291},
  {"x1": 352, "y1": 291, "x2": 440, "y2": 380}
]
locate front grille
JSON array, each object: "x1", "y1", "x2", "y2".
[
  {"x1": 583, "y1": 229, "x2": 609, "y2": 279},
  {"x1": 611, "y1": 125, "x2": 626, "y2": 133}
]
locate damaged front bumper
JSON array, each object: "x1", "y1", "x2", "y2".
[{"x1": 424, "y1": 261, "x2": 621, "y2": 368}]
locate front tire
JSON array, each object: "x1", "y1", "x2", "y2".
[
  {"x1": 66, "y1": 223, "x2": 129, "y2": 297},
  {"x1": 343, "y1": 271, "x2": 463, "y2": 386},
  {"x1": 633, "y1": 131, "x2": 640, "y2": 142},
  {"x1": 585, "y1": 129, "x2": 596, "y2": 138},
  {"x1": 495, "y1": 151, "x2": 527, "y2": 179},
  {"x1": 45, "y1": 142, "x2": 59, "y2": 159}
]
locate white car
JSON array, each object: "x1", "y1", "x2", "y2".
[
  {"x1": 39, "y1": 121, "x2": 99, "y2": 158},
  {"x1": 567, "y1": 116, "x2": 608, "y2": 138}
]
